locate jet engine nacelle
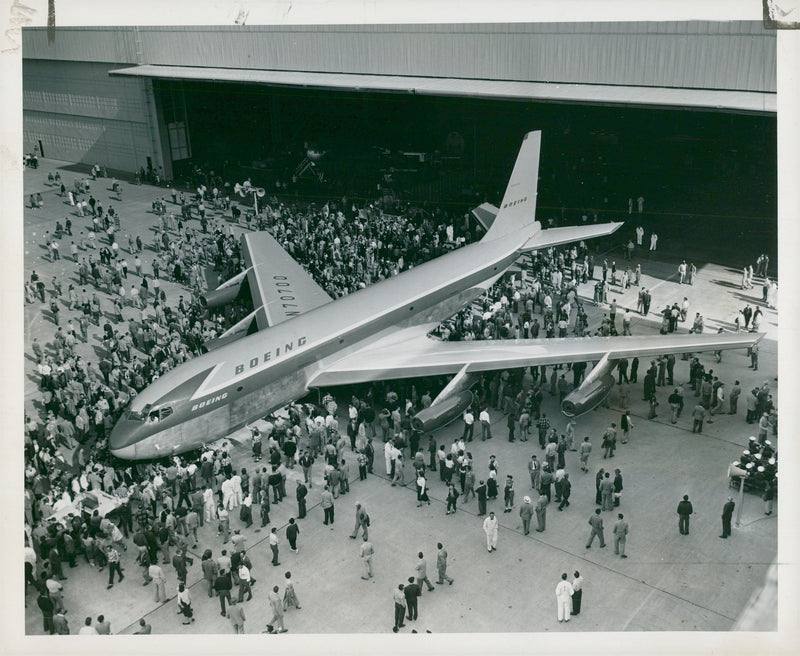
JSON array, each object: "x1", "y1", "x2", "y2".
[
  {"x1": 200, "y1": 270, "x2": 249, "y2": 310},
  {"x1": 411, "y1": 365, "x2": 477, "y2": 434},
  {"x1": 411, "y1": 390, "x2": 474, "y2": 434},
  {"x1": 200, "y1": 283, "x2": 242, "y2": 310},
  {"x1": 561, "y1": 353, "x2": 617, "y2": 418}
]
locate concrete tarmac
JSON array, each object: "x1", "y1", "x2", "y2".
[{"x1": 22, "y1": 160, "x2": 777, "y2": 635}]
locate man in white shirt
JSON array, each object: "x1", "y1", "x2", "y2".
[
  {"x1": 237, "y1": 563, "x2": 253, "y2": 602},
  {"x1": 479, "y1": 408, "x2": 492, "y2": 441},
  {"x1": 555, "y1": 572, "x2": 575, "y2": 622},
  {"x1": 78, "y1": 617, "x2": 99, "y2": 634},
  {"x1": 462, "y1": 410, "x2": 474, "y2": 442},
  {"x1": 384, "y1": 440, "x2": 394, "y2": 475},
  {"x1": 482, "y1": 511, "x2": 499, "y2": 552}
]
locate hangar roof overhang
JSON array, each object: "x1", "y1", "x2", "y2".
[{"x1": 109, "y1": 64, "x2": 776, "y2": 114}]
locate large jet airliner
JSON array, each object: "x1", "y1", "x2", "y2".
[{"x1": 109, "y1": 131, "x2": 761, "y2": 459}]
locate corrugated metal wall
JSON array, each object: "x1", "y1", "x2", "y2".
[
  {"x1": 23, "y1": 60, "x2": 152, "y2": 170},
  {"x1": 23, "y1": 22, "x2": 776, "y2": 93},
  {"x1": 23, "y1": 27, "x2": 138, "y2": 64},
  {"x1": 21, "y1": 23, "x2": 776, "y2": 172}
]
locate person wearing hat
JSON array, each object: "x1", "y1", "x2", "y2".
[
  {"x1": 519, "y1": 496, "x2": 534, "y2": 535},
  {"x1": 720, "y1": 497, "x2": 736, "y2": 539}
]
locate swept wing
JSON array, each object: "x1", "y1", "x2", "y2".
[{"x1": 309, "y1": 331, "x2": 762, "y2": 387}]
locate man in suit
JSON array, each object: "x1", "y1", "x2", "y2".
[
  {"x1": 436, "y1": 542, "x2": 454, "y2": 585},
  {"x1": 404, "y1": 577, "x2": 421, "y2": 621},
  {"x1": 534, "y1": 493, "x2": 548, "y2": 532},
  {"x1": 677, "y1": 495, "x2": 694, "y2": 535},
  {"x1": 296, "y1": 480, "x2": 307, "y2": 519},
  {"x1": 613, "y1": 513, "x2": 629, "y2": 558},
  {"x1": 519, "y1": 496, "x2": 534, "y2": 534},
  {"x1": 415, "y1": 552, "x2": 435, "y2": 592},
  {"x1": 360, "y1": 535, "x2": 374, "y2": 580},
  {"x1": 227, "y1": 597, "x2": 246, "y2": 634},
  {"x1": 321, "y1": 486, "x2": 335, "y2": 525},
  {"x1": 600, "y1": 472, "x2": 615, "y2": 511},
  {"x1": 720, "y1": 497, "x2": 736, "y2": 539},
  {"x1": 572, "y1": 572, "x2": 584, "y2": 615},
  {"x1": 213, "y1": 569, "x2": 233, "y2": 616},
  {"x1": 558, "y1": 474, "x2": 572, "y2": 511},
  {"x1": 476, "y1": 480, "x2": 487, "y2": 516},
  {"x1": 586, "y1": 509, "x2": 606, "y2": 548},
  {"x1": 349, "y1": 503, "x2": 369, "y2": 540}
]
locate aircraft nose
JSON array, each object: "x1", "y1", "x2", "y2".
[
  {"x1": 109, "y1": 417, "x2": 144, "y2": 458},
  {"x1": 109, "y1": 443, "x2": 137, "y2": 459}
]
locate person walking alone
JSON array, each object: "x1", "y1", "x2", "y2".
[
  {"x1": 283, "y1": 571, "x2": 301, "y2": 610},
  {"x1": 269, "y1": 527, "x2": 280, "y2": 566},
  {"x1": 227, "y1": 597, "x2": 246, "y2": 634},
  {"x1": 415, "y1": 552, "x2": 435, "y2": 592},
  {"x1": 558, "y1": 474, "x2": 572, "y2": 511},
  {"x1": 321, "y1": 486, "x2": 335, "y2": 525},
  {"x1": 286, "y1": 518, "x2": 300, "y2": 553},
  {"x1": 613, "y1": 513, "x2": 629, "y2": 558},
  {"x1": 586, "y1": 509, "x2": 606, "y2": 548},
  {"x1": 349, "y1": 503, "x2": 369, "y2": 539},
  {"x1": 360, "y1": 535, "x2": 374, "y2": 580},
  {"x1": 268, "y1": 586, "x2": 288, "y2": 633},
  {"x1": 436, "y1": 542, "x2": 454, "y2": 585},
  {"x1": 483, "y1": 511, "x2": 499, "y2": 552},
  {"x1": 677, "y1": 495, "x2": 693, "y2": 535}
]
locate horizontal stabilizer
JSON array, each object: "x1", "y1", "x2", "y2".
[
  {"x1": 521, "y1": 222, "x2": 624, "y2": 252},
  {"x1": 470, "y1": 203, "x2": 499, "y2": 232}
]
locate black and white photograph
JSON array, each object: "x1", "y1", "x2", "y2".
[{"x1": 2, "y1": 1, "x2": 798, "y2": 654}]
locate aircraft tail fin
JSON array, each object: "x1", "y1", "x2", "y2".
[{"x1": 484, "y1": 130, "x2": 541, "y2": 242}]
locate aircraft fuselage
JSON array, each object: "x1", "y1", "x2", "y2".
[{"x1": 109, "y1": 230, "x2": 525, "y2": 459}]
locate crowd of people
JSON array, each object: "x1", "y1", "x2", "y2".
[{"x1": 24, "y1": 161, "x2": 777, "y2": 634}]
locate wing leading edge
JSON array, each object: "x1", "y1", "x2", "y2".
[{"x1": 309, "y1": 331, "x2": 763, "y2": 387}]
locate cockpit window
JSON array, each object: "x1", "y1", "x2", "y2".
[
  {"x1": 127, "y1": 404, "x2": 151, "y2": 421},
  {"x1": 147, "y1": 407, "x2": 173, "y2": 423}
]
